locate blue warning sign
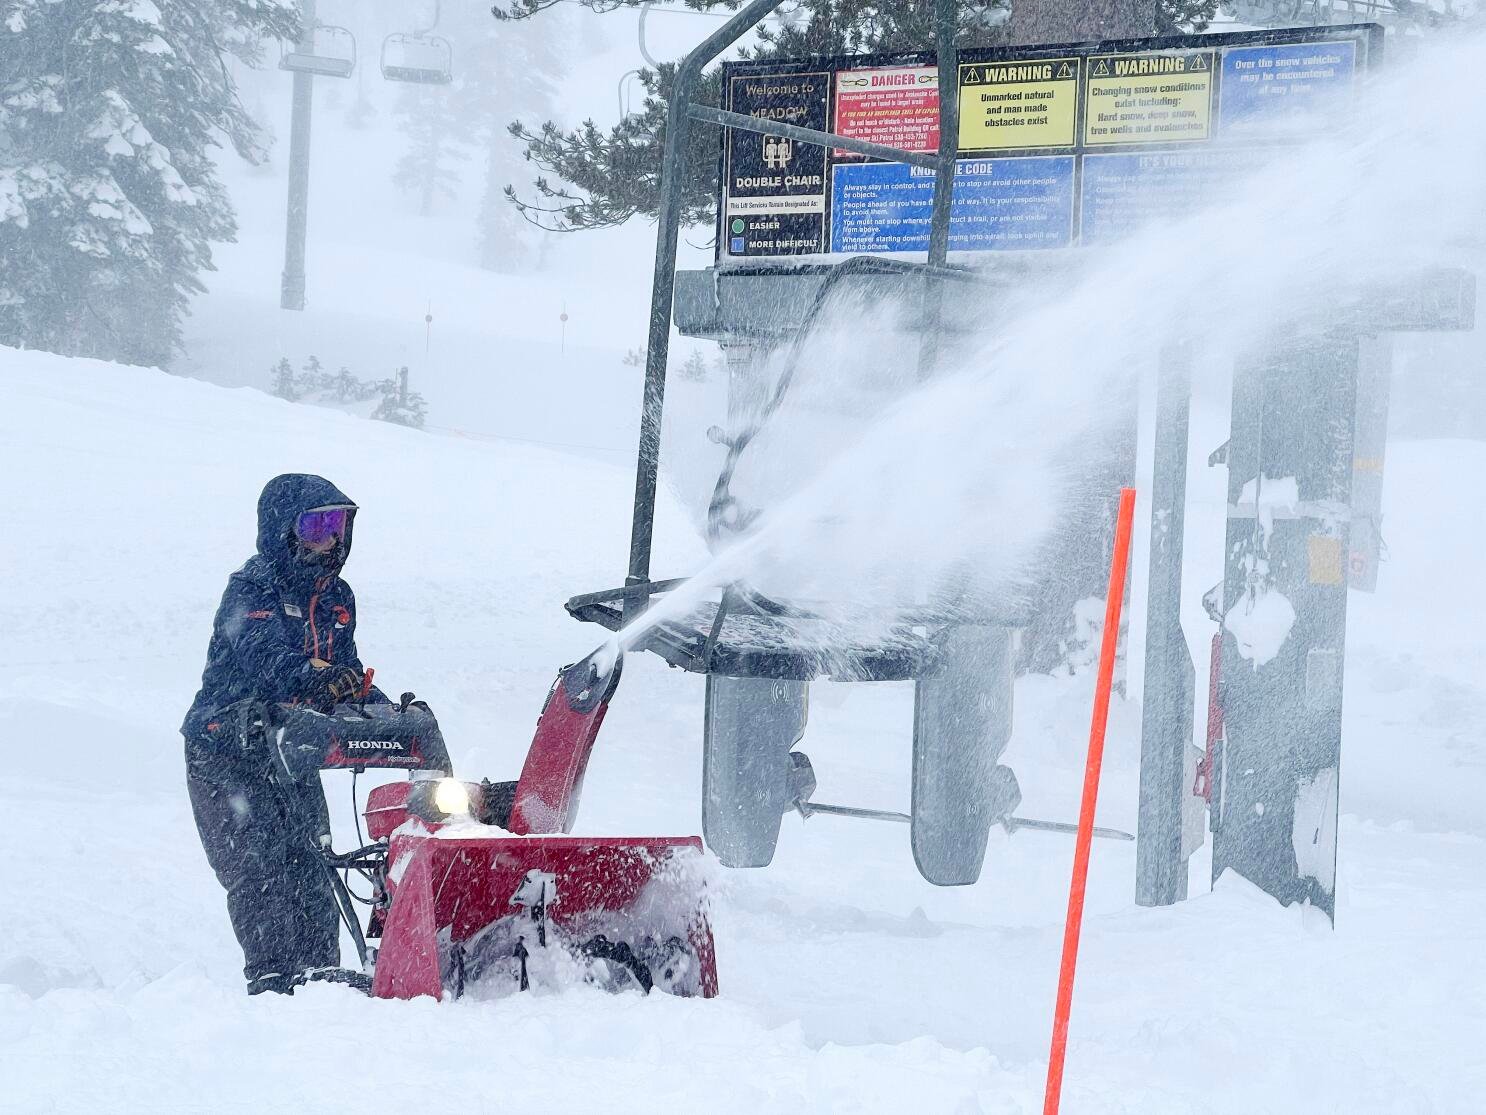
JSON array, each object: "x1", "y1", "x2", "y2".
[
  {"x1": 830, "y1": 157, "x2": 1075, "y2": 253},
  {"x1": 1219, "y1": 42, "x2": 1357, "y2": 136},
  {"x1": 1079, "y1": 149, "x2": 1271, "y2": 245}
]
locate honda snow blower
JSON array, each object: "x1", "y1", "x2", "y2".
[{"x1": 228, "y1": 659, "x2": 717, "y2": 1002}]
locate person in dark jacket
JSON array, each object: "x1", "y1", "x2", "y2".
[{"x1": 183, "y1": 474, "x2": 384, "y2": 995}]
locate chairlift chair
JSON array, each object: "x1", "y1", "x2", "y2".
[
  {"x1": 380, "y1": 33, "x2": 454, "y2": 85},
  {"x1": 280, "y1": 24, "x2": 357, "y2": 79}
]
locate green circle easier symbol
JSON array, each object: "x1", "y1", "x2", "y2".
[{"x1": 730, "y1": 218, "x2": 746, "y2": 234}]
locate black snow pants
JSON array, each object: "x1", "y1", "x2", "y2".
[{"x1": 186, "y1": 745, "x2": 339, "y2": 985}]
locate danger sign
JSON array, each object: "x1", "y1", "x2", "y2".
[{"x1": 834, "y1": 66, "x2": 940, "y2": 157}]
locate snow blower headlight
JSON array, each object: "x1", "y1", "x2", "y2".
[
  {"x1": 433, "y1": 778, "x2": 471, "y2": 818},
  {"x1": 405, "y1": 777, "x2": 475, "y2": 826}
]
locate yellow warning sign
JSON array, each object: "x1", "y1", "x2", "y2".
[
  {"x1": 957, "y1": 58, "x2": 1079, "y2": 151},
  {"x1": 1308, "y1": 535, "x2": 1345, "y2": 586},
  {"x1": 1084, "y1": 51, "x2": 1215, "y2": 146}
]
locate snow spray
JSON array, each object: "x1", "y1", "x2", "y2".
[{"x1": 617, "y1": 29, "x2": 1486, "y2": 658}]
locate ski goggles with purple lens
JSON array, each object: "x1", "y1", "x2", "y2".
[{"x1": 295, "y1": 507, "x2": 350, "y2": 544}]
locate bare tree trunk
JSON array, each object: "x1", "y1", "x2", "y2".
[{"x1": 1002, "y1": 0, "x2": 1156, "y2": 45}]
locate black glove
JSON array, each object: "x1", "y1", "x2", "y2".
[
  {"x1": 203, "y1": 699, "x2": 269, "y2": 756},
  {"x1": 304, "y1": 663, "x2": 364, "y2": 708}
]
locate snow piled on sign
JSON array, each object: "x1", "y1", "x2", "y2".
[{"x1": 1224, "y1": 582, "x2": 1296, "y2": 667}]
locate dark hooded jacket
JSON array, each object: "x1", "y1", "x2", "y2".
[{"x1": 182, "y1": 474, "x2": 382, "y2": 747}]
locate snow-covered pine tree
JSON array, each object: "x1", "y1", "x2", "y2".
[
  {"x1": 379, "y1": 387, "x2": 427, "y2": 428},
  {"x1": 299, "y1": 353, "x2": 329, "y2": 396},
  {"x1": 678, "y1": 350, "x2": 709, "y2": 383},
  {"x1": 391, "y1": 82, "x2": 465, "y2": 217},
  {"x1": 371, "y1": 367, "x2": 427, "y2": 428},
  {"x1": 269, "y1": 357, "x2": 297, "y2": 400},
  {"x1": 0, "y1": 0, "x2": 297, "y2": 366},
  {"x1": 386, "y1": 2, "x2": 561, "y2": 268},
  {"x1": 332, "y1": 364, "x2": 361, "y2": 403},
  {"x1": 458, "y1": 8, "x2": 561, "y2": 271}
]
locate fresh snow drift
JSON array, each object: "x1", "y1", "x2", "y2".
[{"x1": 2, "y1": 349, "x2": 1483, "y2": 1112}]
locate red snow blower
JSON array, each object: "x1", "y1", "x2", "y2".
[{"x1": 249, "y1": 654, "x2": 718, "y2": 1001}]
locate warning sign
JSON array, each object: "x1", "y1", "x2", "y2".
[
  {"x1": 1084, "y1": 51, "x2": 1214, "y2": 146},
  {"x1": 1079, "y1": 148, "x2": 1269, "y2": 245},
  {"x1": 957, "y1": 58, "x2": 1078, "y2": 151},
  {"x1": 833, "y1": 66, "x2": 940, "y2": 157},
  {"x1": 1219, "y1": 42, "x2": 1357, "y2": 136}
]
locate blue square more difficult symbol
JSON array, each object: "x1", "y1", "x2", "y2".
[{"x1": 730, "y1": 237, "x2": 746, "y2": 253}]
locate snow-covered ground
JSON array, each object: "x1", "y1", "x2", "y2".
[
  {"x1": 5, "y1": 15, "x2": 1486, "y2": 1111},
  {"x1": 3, "y1": 349, "x2": 1483, "y2": 1112}
]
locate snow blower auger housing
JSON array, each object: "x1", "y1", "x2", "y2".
[{"x1": 229, "y1": 664, "x2": 718, "y2": 1003}]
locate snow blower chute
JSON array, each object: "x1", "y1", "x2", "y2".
[{"x1": 242, "y1": 656, "x2": 718, "y2": 1002}]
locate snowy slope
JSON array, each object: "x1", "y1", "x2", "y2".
[
  {"x1": 171, "y1": 4, "x2": 725, "y2": 457},
  {"x1": 2, "y1": 349, "x2": 1483, "y2": 1113}
]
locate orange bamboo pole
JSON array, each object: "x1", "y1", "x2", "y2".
[{"x1": 1043, "y1": 486, "x2": 1138, "y2": 1115}]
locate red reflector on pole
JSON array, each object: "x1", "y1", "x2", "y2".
[{"x1": 1043, "y1": 487, "x2": 1137, "y2": 1115}]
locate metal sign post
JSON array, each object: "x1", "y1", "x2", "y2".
[
  {"x1": 628, "y1": 0, "x2": 789, "y2": 600},
  {"x1": 916, "y1": 0, "x2": 962, "y2": 380},
  {"x1": 1137, "y1": 279, "x2": 1472, "y2": 920},
  {"x1": 1214, "y1": 336, "x2": 1359, "y2": 919},
  {"x1": 1135, "y1": 343, "x2": 1196, "y2": 907}
]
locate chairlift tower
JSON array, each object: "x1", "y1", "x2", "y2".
[{"x1": 279, "y1": 0, "x2": 358, "y2": 311}]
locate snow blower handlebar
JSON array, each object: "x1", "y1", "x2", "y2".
[
  {"x1": 272, "y1": 699, "x2": 453, "y2": 781},
  {"x1": 208, "y1": 696, "x2": 454, "y2": 783}
]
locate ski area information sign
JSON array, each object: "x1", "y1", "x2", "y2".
[{"x1": 717, "y1": 25, "x2": 1376, "y2": 261}]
